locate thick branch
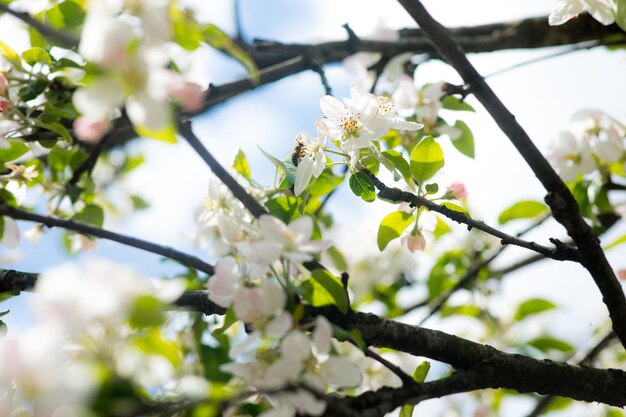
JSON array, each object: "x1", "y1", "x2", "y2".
[
  {"x1": 0, "y1": 205, "x2": 215, "y2": 275},
  {"x1": 396, "y1": 0, "x2": 626, "y2": 349},
  {"x1": 313, "y1": 305, "x2": 626, "y2": 408},
  {"x1": 250, "y1": 14, "x2": 624, "y2": 68}
]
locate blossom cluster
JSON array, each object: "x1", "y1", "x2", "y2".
[
  {"x1": 547, "y1": 109, "x2": 626, "y2": 182},
  {"x1": 0, "y1": 259, "x2": 186, "y2": 416}
]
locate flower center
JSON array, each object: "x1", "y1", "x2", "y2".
[
  {"x1": 340, "y1": 113, "x2": 362, "y2": 140},
  {"x1": 377, "y1": 96, "x2": 393, "y2": 114}
]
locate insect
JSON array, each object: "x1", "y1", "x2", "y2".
[{"x1": 291, "y1": 137, "x2": 306, "y2": 166}]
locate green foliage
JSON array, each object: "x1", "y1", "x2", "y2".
[
  {"x1": 259, "y1": 146, "x2": 296, "y2": 186},
  {"x1": 526, "y1": 336, "x2": 574, "y2": 353},
  {"x1": 377, "y1": 211, "x2": 414, "y2": 251},
  {"x1": 382, "y1": 149, "x2": 411, "y2": 180},
  {"x1": 232, "y1": 149, "x2": 252, "y2": 182},
  {"x1": 203, "y1": 24, "x2": 259, "y2": 82},
  {"x1": 349, "y1": 172, "x2": 376, "y2": 202},
  {"x1": 498, "y1": 200, "x2": 548, "y2": 224},
  {"x1": 514, "y1": 298, "x2": 556, "y2": 321},
  {"x1": 43, "y1": 1, "x2": 85, "y2": 30},
  {"x1": 0, "y1": 140, "x2": 29, "y2": 164},
  {"x1": 441, "y1": 96, "x2": 475, "y2": 112},
  {"x1": 265, "y1": 196, "x2": 300, "y2": 223},
  {"x1": 400, "y1": 361, "x2": 431, "y2": 417},
  {"x1": 310, "y1": 269, "x2": 349, "y2": 314},
  {"x1": 616, "y1": 0, "x2": 626, "y2": 31},
  {"x1": 410, "y1": 136, "x2": 445, "y2": 184},
  {"x1": 451, "y1": 120, "x2": 475, "y2": 158},
  {"x1": 72, "y1": 203, "x2": 104, "y2": 227}
]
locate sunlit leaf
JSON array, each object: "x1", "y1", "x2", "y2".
[
  {"x1": 377, "y1": 211, "x2": 414, "y2": 251},
  {"x1": 349, "y1": 172, "x2": 376, "y2": 202},
  {"x1": 410, "y1": 136, "x2": 444, "y2": 183},
  {"x1": 514, "y1": 298, "x2": 556, "y2": 321},
  {"x1": 451, "y1": 120, "x2": 475, "y2": 159},
  {"x1": 498, "y1": 200, "x2": 548, "y2": 224}
]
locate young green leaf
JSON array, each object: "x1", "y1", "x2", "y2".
[
  {"x1": 72, "y1": 204, "x2": 104, "y2": 227},
  {"x1": 349, "y1": 172, "x2": 376, "y2": 202},
  {"x1": 232, "y1": 149, "x2": 252, "y2": 181},
  {"x1": 451, "y1": 120, "x2": 475, "y2": 159},
  {"x1": 311, "y1": 269, "x2": 349, "y2": 314},
  {"x1": 377, "y1": 211, "x2": 414, "y2": 251},
  {"x1": 382, "y1": 149, "x2": 411, "y2": 179},
  {"x1": 410, "y1": 136, "x2": 445, "y2": 183},
  {"x1": 514, "y1": 298, "x2": 557, "y2": 321},
  {"x1": 440, "y1": 202, "x2": 469, "y2": 217},
  {"x1": 498, "y1": 200, "x2": 548, "y2": 224},
  {"x1": 441, "y1": 96, "x2": 475, "y2": 112},
  {"x1": 400, "y1": 361, "x2": 430, "y2": 417},
  {"x1": 527, "y1": 337, "x2": 574, "y2": 353}
]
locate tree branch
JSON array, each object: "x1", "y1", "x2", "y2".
[
  {"x1": 0, "y1": 4, "x2": 79, "y2": 48},
  {"x1": 362, "y1": 169, "x2": 576, "y2": 262},
  {"x1": 0, "y1": 205, "x2": 215, "y2": 275},
  {"x1": 395, "y1": 0, "x2": 626, "y2": 350}
]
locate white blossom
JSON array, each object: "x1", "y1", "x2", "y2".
[
  {"x1": 294, "y1": 129, "x2": 327, "y2": 196},
  {"x1": 549, "y1": 0, "x2": 615, "y2": 26}
]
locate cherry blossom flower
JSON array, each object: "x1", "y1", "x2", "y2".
[
  {"x1": 547, "y1": 131, "x2": 595, "y2": 181},
  {"x1": 207, "y1": 256, "x2": 242, "y2": 308},
  {"x1": 294, "y1": 129, "x2": 327, "y2": 196},
  {"x1": 318, "y1": 86, "x2": 420, "y2": 152},
  {"x1": 237, "y1": 215, "x2": 330, "y2": 267},
  {"x1": 401, "y1": 232, "x2": 426, "y2": 253},
  {"x1": 549, "y1": 0, "x2": 615, "y2": 26},
  {"x1": 0, "y1": 98, "x2": 11, "y2": 112},
  {"x1": 0, "y1": 215, "x2": 19, "y2": 248},
  {"x1": 73, "y1": 115, "x2": 112, "y2": 143}
]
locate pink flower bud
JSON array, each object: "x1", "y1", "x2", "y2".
[
  {"x1": 0, "y1": 98, "x2": 11, "y2": 112},
  {"x1": 448, "y1": 181, "x2": 467, "y2": 200},
  {"x1": 0, "y1": 74, "x2": 9, "y2": 96},
  {"x1": 73, "y1": 116, "x2": 111, "y2": 144},
  {"x1": 167, "y1": 72, "x2": 205, "y2": 112},
  {"x1": 401, "y1": 233, "x2": 426, "y2": 253},
  {"x1": 618, "y1": 269, "x2": 626, "y2": 281}
]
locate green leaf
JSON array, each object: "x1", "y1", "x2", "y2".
[
  {"x1": 72, "y1": 204, "x2": 104, "y2": 227},
  {"x1": 527, "y1": 337, "x2": 574, "y2": 353},
  {"x1": 171, "y1": 7, "x2": 204, "y2": 50},
  {"x1": 349, "y1": 172, "x2": 376, "y2": 202},
  {"x1": 604, "y1": 233, "x2": 626, "y2": 251},
  {"x1": 377, "y1": 211, "x2": 414, "y2": 251},
  {"x1": 232, "y1": 149, "x2": 251, "y2": 181},
  {"x1": 43, "y1": 1, "x2": 85, "y2": 30},
  {"x1": 412, "y1": 361, "x2": 430, "y2": 383},
  {"x1": 0, "y1": 310, "x2": 9, "y2": 318},
  {"x1": 258, "y1": 146, "x2": 296, "y2": 186},
  {"x1": 134, "y1": 122, "x2": 177, "y2": 143},
  {"x1": 0, "y1": 140, "x2": 29, "y2": 164},
  {"x1": 544, "y1": 397, "x2": 574, "y2": 413},
  {"x1": 265, "y1": 196, "x2": 300, "y2": 223},
  {"x1": 128, "y1": 295, "x2": 165, "y2": 328},
  {"x1": 382, "y1": 149, "x2": 411, "y2": 179},
  {"x1": 212, "y1": 308, "x2": 237, "y2": 336},
  {"x1": 326, "y1": 246, "x2": 348, "y2": 271},
  {"x1": 433, "y1": 216, "x2": 451, "y2": 238},
  {"x1": 199, "y1": 344, "x2": 232, "y2": 382},
  {"x1": 498, "y1": 200, "x2": 548, "y2": 224},
  {"x1": 514, "y1": 298, "x2": 557, "y2": 321},
  {"x1": 0, "y1": 40, "x2": 23, "y2": 70},
  {"x1": 410, "y1": 136, "x2": 445, "y2": 183},
  {"x1": 440, "y1": 202, "x2": 469, "y2": 217},
  {"x1": 441, "y1": 96, "x2": 475, "y2": 112},
  {"x1": 441, "y1": 304, "x2": 481, "y2": 318},
  {"x1": 37, "y1": 121, "x2": 72, "y2": 142},
  {"x1": 19, "y1": 79, "x2": 49, "y2": 101},
  {"x1": 203, "y1": 24, "x2": 259, "y2": 83},
  {"x1": 400, "y1": 362, "x2": 430, "y2": 417},
  {"x1": 130, "y1": 195, "x2": 149, "y2": 210},
  {"x1": 21, "y1": 47, "x2": 52, "y2": 66},
  {"x1": 311, "y1": 269, "x2": 349, "y2": 314},
  {"x1": 617, "y1": 0, "x2": 626, "y2": 31},
  {"x1": 424, "y1": 183, "x2": 439, "y2": 195},
  {"x1": 451, "y1": 120, "x2": 475, "y2": 159}
]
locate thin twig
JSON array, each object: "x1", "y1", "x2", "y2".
[
  {"x1": 0, "y1": 4, "x2": 79, "y2": 48},
  {"x1": 362, "y1": 169, "x2": 577, "y2": 262},
  {"x1": 0, "y1": 205, "x2": 215, "y2": 275}
]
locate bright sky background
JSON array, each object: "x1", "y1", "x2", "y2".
[{"x1": 1, "y1": 1, "x2": 626, "y2": 415}]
